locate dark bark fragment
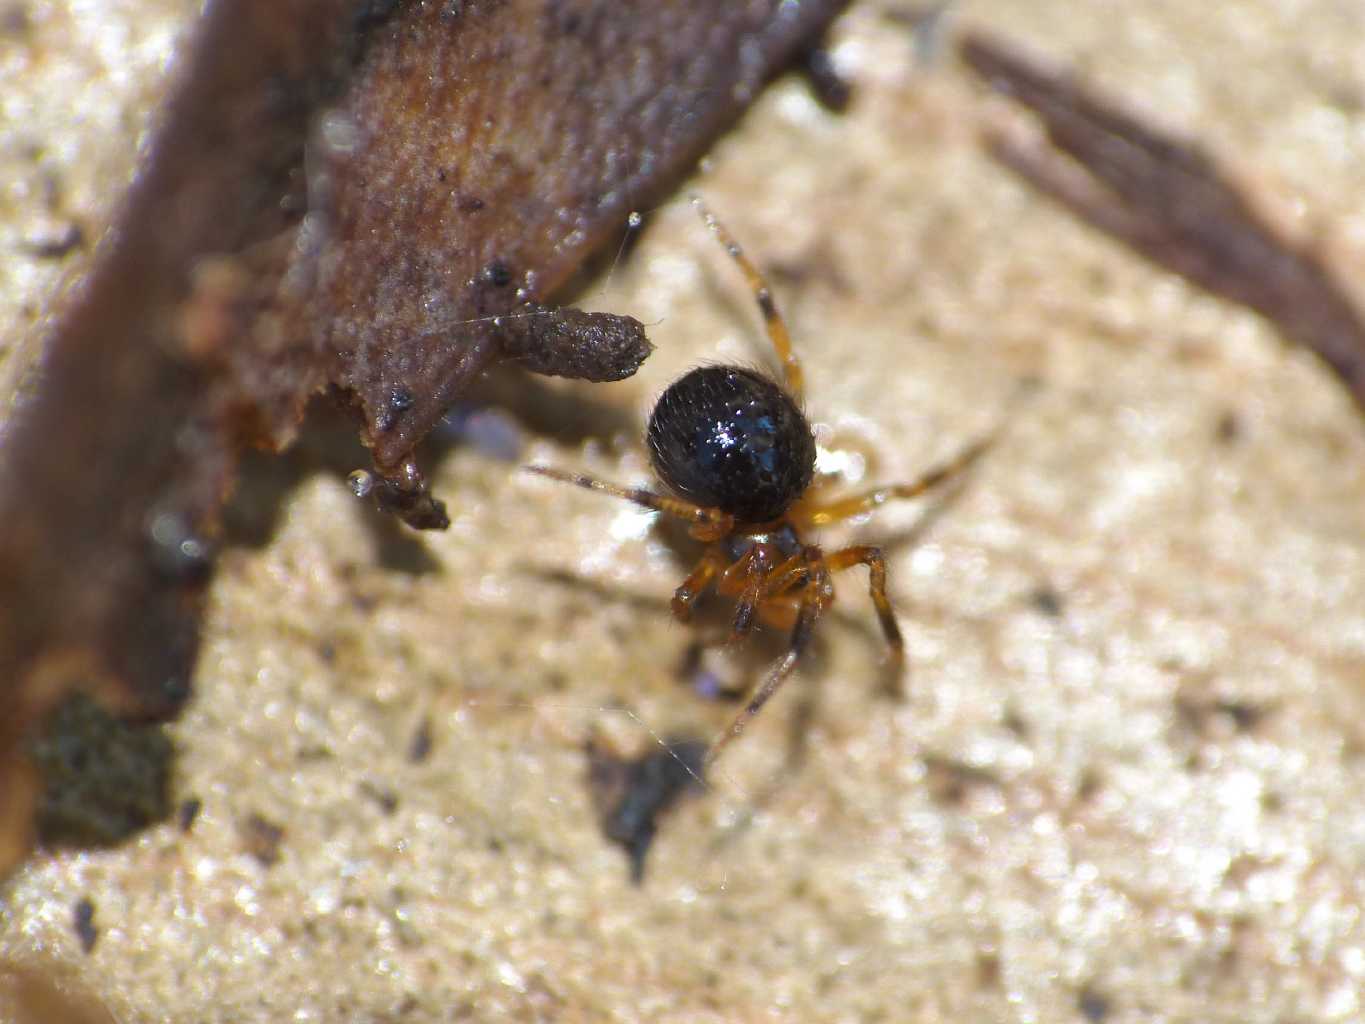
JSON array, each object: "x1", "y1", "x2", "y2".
[
  {"x1": 240, "y1": 812, "x2": 286, "y2": 867},
  {"x1": 72, "y1": 898, "x2": 98, "y2": 955}
]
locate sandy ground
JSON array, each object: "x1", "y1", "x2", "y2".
[{"x1": 3, "y1": 1, "x2": 1365, "y2": 1021}]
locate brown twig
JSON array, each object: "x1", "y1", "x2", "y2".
[{"x1": 961, "y1": 31, "x2": 1365, "y2": 412}]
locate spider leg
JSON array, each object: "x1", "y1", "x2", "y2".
[
  {"x1": 671, "y1": 544, "x2": 729, "y2": 621},
  {"x1": 720, "y1": 543, "x2": 780, "y2": 642},
  {"x1": 525, "y1": 465, "x2": 734, "y2": 540},
  {"x1": 796, "y1": 433, "x2": 996, "y2": 528},
  {"x1": 759, "y1": 552, "x2": 815, "y2": 601},
  {"x1": 704, "y1": 580, "x2": 825, "y2": 770},
  {"x1": 692, "y1": 196, "x2": 804, "y2": 402},
  {"x1": 825, "y1": 544, "x2": 906, "y2": 697}
]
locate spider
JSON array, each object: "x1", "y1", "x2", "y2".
[{"x1": 530, "y1": 199, "x2": 992, "y2": 767}]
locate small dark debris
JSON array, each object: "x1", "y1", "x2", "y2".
[
  {"x1": 23, "y1": 221, "x2": 84, "y2": 259},
  {"x1": 360, "y1": 780, "x2": 400, "y2": 814},
  {"x1": 178, "y1": 796, "x2": 202, "y2": 832},
  {"x1": 922, "y1": 754, "x2": 1001, "y2": 807},
  {"x1": 1215, "y1": 409, "x2": 1242, "y2": 444},
  {"x1": 975, "y1": 950, "x2": 1002, "y2": 990},
  {"x1": 73, "y1": 897, "x2": 97, "y2": 954},
  {"x1": 1, "y1": 3, "x2": 31, "y2": 35},
  {"x1": 1001, "y1": 706, "x2": 1030, "y2": 739},
  {"x1": 1078, "y1": 983, "x2": 1112, "y2": 1022},
  {"x1": 587, "y1": 737, "x2": 707, "y2": 884},
  {"x1": 1174, "y1": 693, "x2": 1271, "y2": 738},
  {"x1": 30, "y1": 693, "x2": 174, "y2": 847},
  {"x1": 1217, "y1": 699, "x2": 1267, "y2": 733},
  {"x1": 1075, "y1": 766, "x2": 1103, "y2": 804},
  {"x1": 407, "y1": 717, "x2": 433, "y2": 763},
  {"x1": 1028, "y1": 585, "x2": 1064, "y2": 617},
  {"x1": 240, "y1": 813, "x2": 285, "y2": 866}
]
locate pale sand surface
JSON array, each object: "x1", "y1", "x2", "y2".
[{"x1": 3, "y1": 2, "x2": 1365, "y2": 1021}]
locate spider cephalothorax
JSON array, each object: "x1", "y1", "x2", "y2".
[{"x1": 531, "y1": 199, "x2": 991, "y2": 766}]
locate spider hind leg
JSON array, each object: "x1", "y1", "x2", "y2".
[
  {"x1": 704, "y1": 585, "x2": 825, "y2": 770},
  {"x1": 826, "y1": 544, "x2": 906, "y2": 698},
  {"x1": 704, "y1": 548, "x2": 832, "y2": 768},
  {"x1": 796, "y1": 434, "x2": 997, "y2": 529}
]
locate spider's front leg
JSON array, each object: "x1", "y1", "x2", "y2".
[{"x1": 525, "y1": 466, "x2": 734, "y2": 540}]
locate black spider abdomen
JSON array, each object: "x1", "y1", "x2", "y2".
[{"x1": 647, "y1": 366, "x2": 815, "y2": 523}]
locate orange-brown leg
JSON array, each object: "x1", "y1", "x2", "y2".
[
  {"x1": 825, "y1": 544, "x2": 906, "y2": 696},
  {"x1": 796, "y1": 434, "x2": 997, "y2": 528},
  {"x1": 670, "y1": 544, "x2": 729, "y2": 622},
  {"x1": 525, "y1": 465, "x2": 734, "y2": 541},
  {"x1": 720, "y1": 543, "x2": 782, "y2": 642},
  {"x1": 704, "y1": 579, "x2": 826, "y2": 770},
  {"x1": 692, "y1": 196, "x2": 804, "y2": 402},
  {"x1": 715, "y1": 545, "x2": 820, "y2": 632},
  {"x1": 756, "y1": 552, "x2": 815, "y2": 602}
]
